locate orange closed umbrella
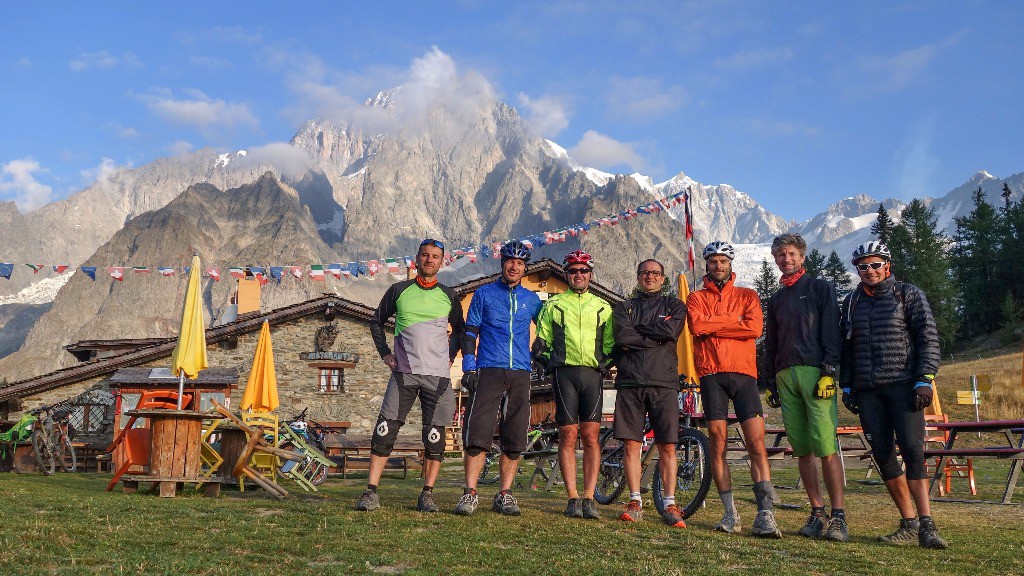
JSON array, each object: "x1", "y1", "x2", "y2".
[
  {"x1": 676, "y1": 273, "x2": 698, "y2": 386},
  {"x1": 240, "y1": 321, "x2": 279, "y2": 412},
  {"x1": 170, "y1": 255, "x2": 208, "y2": 408}
]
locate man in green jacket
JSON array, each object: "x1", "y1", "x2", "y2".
[{"x1": 534, "y1": 250, "x2": 615, "y2": 519}]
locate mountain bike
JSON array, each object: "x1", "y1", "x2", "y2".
[
  {"x1": 594, "y1": 380, "x2": 711, "y2": 519},
  {"x1": 30, "y1": 404, "x2": 78, "y2": 475},
  {"x1": 279, "y1": 408, "x2": 333, "y2": 486},
  {"x1": 478, "y1": 414, "x2": 559, "y2": 487}
]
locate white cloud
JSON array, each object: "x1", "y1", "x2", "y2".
[
  {"x1": 893, "y1": 115, "x2": 939, "y2": 200},
  {"x1": 516, "y1": 93, "x2": 570, "y2": 137},
  {"x1": 69, "y1": 51, "x2": 143, "y2": 72},
  {"x1": 167, "y1": 140, "x2": 195, "y2": 155},
  {"x1": 713, "y1": 47, "x2": 794, "y2": 71},
  {"x1": 234, "y1": 142, "x2": 315, "y2": 180},
  {"x1": 79, "y1": 158, "x2": 124, "y2": 186},
  {"x1": 14, "y1": 56, "x2": 33, "y2": 70},
  {"x1": 567, "y1": 130, "x2": 646, "y2": 172},
  {"x1": 117, "y1": 126, "x2": 139, "y2": 139},
  {"x1": 0, "y1": 158, "x2": 53, "y2": 212},
  {"x1": 606, "y1": 76, "x2": 686, "y2": 119},
  {"x1": 141, "y1": 88, "x2": 258, "y2": 136},
  {"x1": 844, "y1": 33, "x2": 963, "y2": 96}
]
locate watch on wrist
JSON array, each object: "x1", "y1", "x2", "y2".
[{"x1": 821, "y1": 364, "x2": 837, "y2": 378}]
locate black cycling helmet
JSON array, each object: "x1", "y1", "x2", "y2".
[
  {"x1": 500, "y1": 240, "x2": 532, "y2": 263},
  {"x1": 851, "y1": 241, "x2": 891, "y2": 264}
]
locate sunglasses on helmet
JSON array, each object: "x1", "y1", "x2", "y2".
[{"x1": 419, "y1": 238, "x2": 445, "y2": 252}]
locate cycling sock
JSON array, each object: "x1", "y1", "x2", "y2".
[
  {"x1": 500, "y1": 489, "x2": 511, "y2": 496},
  {"x1": 422, "y1": 486, "x2": 433, "y2": 493},
  {"x1": 752, "y1": 481, "x2": 774, "y2": 511},
  {"x1": 811, "y1": 506, "x2": 826, "y2": 517},
  {"x1": 629, "y1": 492, "x2": 642, "y2": 507},
  {"x1": 830, "y1": 508, "x2": 845, "y2": 519},
  {"x1": 720, "y1": 490, "x2": 738, "y2": 516},
  {"x1": 464, "y1": 487, "x2": 476, "y2": 495},
  {"x1": 367, "y1": 484, "x2": 378, "y2": 493},
  {"x1": 662, "y1": 496, "x2": 676, "y2": 506}
]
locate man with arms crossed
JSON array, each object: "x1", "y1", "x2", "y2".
[
  {"x1": 612, "y1": 258, "x2": 689, "y2": 527},
  {"x1": 534, "y1": 250, "x2": 615, "y2": 519},
  {"x1": 357, "y1": 238, "x2": 465, "y2": 512},
  {"x1": 764, "y1": 233, "x2": 848, "y2": 541},
  {"x1": 456, "y1": 240, "x2": 543, "y2": 516},
  {"x1": 687, "y1": 241, "x2": 781, "y2": 537},
  {"x1": 840, "y1": 241, "x2": 947, "y2": 548}
]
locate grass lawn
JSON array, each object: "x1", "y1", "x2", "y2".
[{"x1": 2, "y1": 460, "x2": 1023, "y2": 576}]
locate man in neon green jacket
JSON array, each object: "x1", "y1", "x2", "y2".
[{"x1": 533, "y1": 250, "x2": 615, "y2": 519}]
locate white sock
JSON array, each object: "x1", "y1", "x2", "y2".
[{"x1": 629, "y1": 492, "x2": 642, "y2": 507}]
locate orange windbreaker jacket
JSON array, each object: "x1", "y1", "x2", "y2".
[{"x1": 686, "y1": 273, "x2": 763, "y2": 379}]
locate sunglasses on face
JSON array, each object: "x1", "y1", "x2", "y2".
[
  {"x1": 419, "y1": 238, "x2": 445, "y2": 252},
  {"x1": 639, "y1": 270, "x2": 663, "y2": 277},
  {"x1": 566, "y1": 268, "x2": 591, "y2": 275},
  {"x1": 856, "y1": 261, "x2": 886, "y2": 272}
]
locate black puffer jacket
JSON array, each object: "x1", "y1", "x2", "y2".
[
  {"x1": 612, "y1": 292, "x2": 687, "y2": 389},
  {"x1": 764, "y1": 274, "x2": 841, "y2": 384},
  {"x1": 839, "y1": 275, "x2": 940, "y2": 391}
]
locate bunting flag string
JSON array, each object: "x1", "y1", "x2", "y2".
[{"x1": 0, "y1": 188, "x2": 694, "y2": 283}]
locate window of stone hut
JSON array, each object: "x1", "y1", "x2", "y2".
[{"x1": 317, "y1": 368, "x2": 345, "y2": 393}]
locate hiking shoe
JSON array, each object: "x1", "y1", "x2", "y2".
[
  {"x1": 918, "y1": 517, "x2": 948, "y2": 549},
  {"x1": 878, "y1": 518, "x2": 919, "y2": 545},
  {"x1": 797, "y1": 511, "x2": 827, "y2": 538},
  {"x1": 715, "y1": 514, "x2": 741, "y2": 534},
  {"x1": 354, "y1": 489, "x2": 380, "y2": 512},
  {"x1": 417, "y1": 491, "x2": 439, "y2": 513},
  {"x1": 581, "y1": 498, "x2": 601, "y2": 520},
  {"x1": 492, "y1": 492, "x2": 521, "y2": 516},
  {"x1": 453, "y1": 492, "x2": 478, "y2": 516},
  {"x1": 661, "y1": 504, "x2": 687, "y2": 528},
  {"x1": 564, "y1": 498, "x2": 584, "y2": 518},
  {"x1": 823, "y1": 515, "x2": 849, "y2": 542},
  {"x1": 751, "y1": 509, "x2": 783, "y2": 539},
  {"x1": 620, "y1": 499, "x2": 643, "y2": 522}
]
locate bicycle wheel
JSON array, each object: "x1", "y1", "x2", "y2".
[
  {"x1": 309, "y1": 460, "x2": 329, "y2": 486},
  {"x1": 31, "y1": 428, "x2": 56, "y2": 476},
  {"x1": 57, "y1": 429, "x2": 77, "y2": 472},
  {"x1": 477, "y1": 442, "x2": 501, "y2": 485},
  {"x1": 593, "y1": 428, "x2": 626, "y2": 505},
  {"x1": 652, "y1": 427, "x2": 711, "y2": 519}
]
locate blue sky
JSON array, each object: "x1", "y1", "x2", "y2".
[{"x1": 2, "y1": 1, "x2": 1022, "y2": 220}]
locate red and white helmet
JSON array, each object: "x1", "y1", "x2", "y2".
[{"x1": 563, "y1": 250, "x2": 594, "y2": 270}]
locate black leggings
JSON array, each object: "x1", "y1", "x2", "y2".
[{"x1": 856, "y1": 385, "x2": 927, "y2": 481}]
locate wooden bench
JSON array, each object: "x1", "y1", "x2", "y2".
[{"x1": 325, "y1": 434, "x2": 425, "y2": 479}]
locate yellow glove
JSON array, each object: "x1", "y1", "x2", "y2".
[{"x1": 815, "y1": 376, "x2": 836, "y2": 399}]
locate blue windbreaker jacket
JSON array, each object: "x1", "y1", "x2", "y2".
[{"x1": 462, "y1": 280, "x2": 542, "y2": 371}]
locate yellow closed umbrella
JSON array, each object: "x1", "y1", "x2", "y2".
[
  {"x1": 240, "y1": 321, "x2": 279, "y2": 412},
  {"x1": 170, "y1": 254, "x2": 208, "y2": 409},
  {"x1": 676, "y1": 273, "x2": 698, "y2": 386}
]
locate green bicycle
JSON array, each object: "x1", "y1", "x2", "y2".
[{"x1": 0, "y1": 405, "x2": 77, "y2": 475}]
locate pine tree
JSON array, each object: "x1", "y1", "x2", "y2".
[
  {"x1": 871, "y1": 203, "x2": 896, "y2": 245},
  {"x1": 996, "y1": 182, "x2": 1024, "y2": 307},
  {"x1": 823, "y1": 250, "x2": 852, "y2": 299},
  {"x1": 805, "y1": 248, "x2": 826, "y2": 278},
  {"x1": 886, "y1": 199, "x2": 960, "y2": 348},
  {"x1": 952, "y1": 187, "x2": 1001, "y2": 338},
  {"x1": 753, "y1": 258, "x2": 780, "y2": 385}
]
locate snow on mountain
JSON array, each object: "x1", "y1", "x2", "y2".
[
  {"x1": 730, "y1": 243, "x2": 774, "y2": 288},
  {"x1": 541, "y1": 140, "x2": 613, "y2": 186},
  {"x1": 0, "y1": 274, "x2": 72, "y2": 306}
]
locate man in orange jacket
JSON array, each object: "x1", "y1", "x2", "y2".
[{"x1": 687, "y1": 241, "x2": 780, "y2": 537}]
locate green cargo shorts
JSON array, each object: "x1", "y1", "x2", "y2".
[{"x1": 776, "y1": 365, "x2": 839, "y2": 458}]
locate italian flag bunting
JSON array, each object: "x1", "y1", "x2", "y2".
[
  {"x1": 386, "y1": 258, "x2": 400, "y2": 274},
  {"x1": 132, "y1": 266, "x2": 150, "y2": 273},
  {"x1": 309, "y1": 264, "x2": 325, "y2": 281}
]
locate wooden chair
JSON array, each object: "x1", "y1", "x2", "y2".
[
  {"x1": 239, "y1": 411, "x2": 279, "y2": 491},
  {"x1": 924, "y1": 414, "x2": 977, "y2": 496},
  {"x1": 105, "y1": 391, "x2": 193, "y2": 491},
  {"x1": 211, "y1": 401, "x2": 301, "y2": 499},
  {"x1": 198, "y1": 418, "x2": 224, "y2": 479}
]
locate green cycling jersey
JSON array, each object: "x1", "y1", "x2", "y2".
[{"x1": 536, "y1": 290, "x2": 615, "y2": 370}]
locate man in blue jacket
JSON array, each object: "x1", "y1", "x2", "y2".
[{"x1": 456, "y1": 240, "x2": 543, "y2": 516}]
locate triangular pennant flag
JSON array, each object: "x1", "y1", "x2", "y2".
[
  {"x1": 346, "y1": 263, "x2": 361, "y2": 277},
  {"x1": 367, "y1": 260, "x2": 379, "y2": 277},
  {"x1": 208, "y1": 268, "x2": 221, "y2": 282},
  {"x1": 229, "y1": 267, "x2": 245, "y2": 279},
  {"x1": 289, "y1": 266, "x2": 303, "y2": 280},
  {"x1": 326, "y1": 264, "x2": 342, "y2": 279},
  {"x1": 270, "y1": 266, "x2": 283, "y2": 283},
  {"x1": 52, "y1": 265, "x2": 69, "y2": 274},
  {"x1": 26, "y1": 264, "x2": 44, "y2": 274},
  {"x1": 157, "y1": 267, "x2": 175, "y2": 276},
  {"x1": 108, "y1": 267, "x2": 125, "y2": 281},
  {"x1": 249, "y1": 267, "x2": 269, "y2": 286},
  {"x1": 183, "y1": 266, "x2": 190, "y2": 276},
  {"x1": 386, "y1": 258, "x2": 400, "y2": 274},
  {"x1": 309, "y1": 264, "x2": 325, "y2": 281},
  {"x1": 467, "y1": 248, "x2": 477, "y2": 264},
  {"x1": 403, "y1": 257, "x2": 416, "y2": 270},
  {"x1": 81, "y1": 266, "x2": 97, "y2": 281},
  {"x1": 0, "y1": 263, "x2": 13, "y2": 279},
  {"x1": 132, "y1": 266, "x2": 151, "y2": 273}
]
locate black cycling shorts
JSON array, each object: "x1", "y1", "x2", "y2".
[
  {"x1": 462, "y1": 368, "x2": 532, "y2": 453},
  {"x1": 553, "y1": 366, "x2": 604, "y2": 425},
  {"x1": 613, "y1": 386, "x2": 679, "y2": 444},
  {"x1": 856, "y1": 384, "x2": 927, "y2": 481},
  {"x1": 699, "y1": 372, "x2": 763, "y2": 423}
]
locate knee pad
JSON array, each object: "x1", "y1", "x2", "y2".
[
  {"x1": 502, "y1": 450, "x2": 521, "y2": 460},
  {"x1": 370, "y1": 417, "x2": 402, "y2": 457},
  {"x1": 464, "y1": 446, "x2": 485, "y2": 457},
  {"x1": 422, "y1": 425, "x2": 446, "y2": 461}
]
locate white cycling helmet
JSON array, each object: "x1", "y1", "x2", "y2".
[
  {"x1": 702, "y1": 240, "x2": 736, "y2": 261},
  {"x1": 851, "y1": 241, "x2": 891, "y2": 264}
]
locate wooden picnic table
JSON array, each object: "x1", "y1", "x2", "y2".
[
  {"x1": 326, "y1": 434, "x2": 425, "y2": 478},
  {"x1": 925, "y1": 419, "x2": 1024, "y2": 504}
]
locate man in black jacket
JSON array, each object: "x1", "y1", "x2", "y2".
[
  {"x1": 611, "y1": 259, "x2": 688, "y2": 528},
  {"x1": 840, "y1": 241, "x2": 947, "y2": 549},
  {"x1": 764, "y1": 233, "x2": 846, "y2": 541}
]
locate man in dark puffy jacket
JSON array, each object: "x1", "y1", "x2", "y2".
[
  {"x1": 764, "y1": 233, "x2": 847, "y2": 541},
  {"x1": 840, "y1": 241, "x2": 947, "y2": 549},
  {"x1": 612, "y1": 258, "x2": 688, "y2": 528}
]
